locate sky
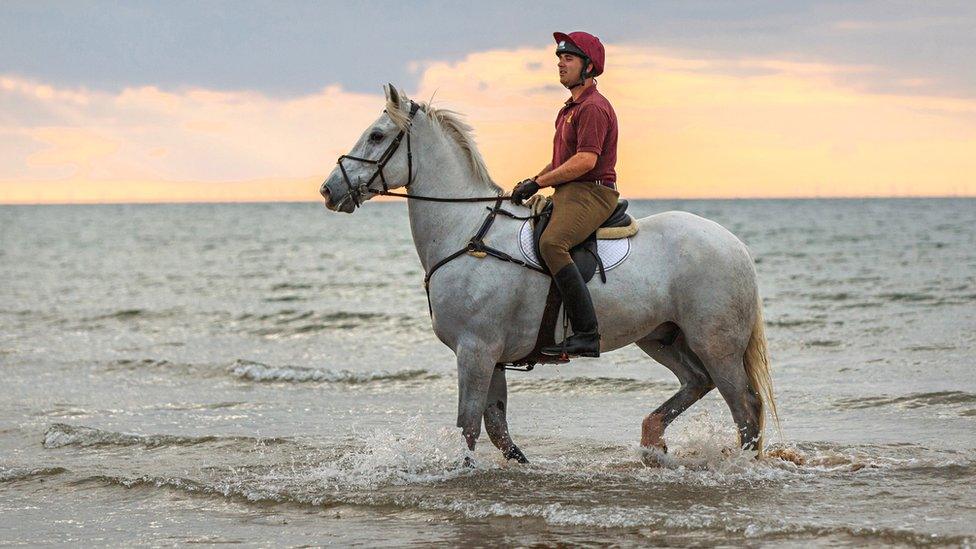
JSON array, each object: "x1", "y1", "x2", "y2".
[{"x1": 1, "y1": 0, "x2": 975, "y2": 203}]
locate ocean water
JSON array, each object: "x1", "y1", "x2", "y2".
[{"x1": 1, "y1": 198, "x2": 974, "y2": 547}]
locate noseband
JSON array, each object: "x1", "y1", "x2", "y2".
[{"x1": 335, "y1": 101, "x2": 422, "y2": 209}]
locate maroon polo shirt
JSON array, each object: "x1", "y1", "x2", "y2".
[{"x1": 551, "y1": 84, "x2": 618, "y2": 188}]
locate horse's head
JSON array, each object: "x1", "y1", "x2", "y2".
[{"x1": 320, "y1": 83, "x2": 422, "y2": 213}]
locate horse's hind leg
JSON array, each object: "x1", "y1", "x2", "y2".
[
  {"x1": 692, "y1": 345, "x2": 763, "y2": 453},
  {"x1": 483, "y1": 367, "x2": 528, "y2": 463},
  {"x1": 636, "y1": 331, "x2": 714, "y2": 459}
]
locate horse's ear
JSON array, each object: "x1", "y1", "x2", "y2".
[{"x1": 385, "y1": 83, "x2": 401, "y2": 109}]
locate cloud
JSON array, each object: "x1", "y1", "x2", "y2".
[
  {"x1": 2, "y1": 43, "x2": 976, "y2": 203},
  {"x1": 26, "y1": 128, "x2": 119, "y2": 177},
  {"x1": 1, "y1": 78, "x2": 385, "y2": 185},
  {"x1": 412, "y1": 44, "x2": 976, "y2": 197}
]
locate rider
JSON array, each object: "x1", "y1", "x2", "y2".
[{"x1": 511, "y1": 31, "x2": 619, "y2": 358}]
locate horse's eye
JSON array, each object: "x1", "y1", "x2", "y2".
[{"x1": 369, "y1": 131, "x2": 384, "y2": 143}]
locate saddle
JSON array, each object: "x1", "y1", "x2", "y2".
[
  {"x1": 502, "y1": 196, "x2": 637, "y2": 369},
  {"x1": 525, "y1": 195, "x2": 636, "y2": 283}
]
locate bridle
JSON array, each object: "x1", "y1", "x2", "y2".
[
  {"x1": 334, "y1": 100, "x2": 505, "y2": 209},
  {"x1": 334, "y1": 101, "x2": 421, "y2": 210}
]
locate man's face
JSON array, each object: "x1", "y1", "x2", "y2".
[{"x1": 557, "y1": 53, "x2": 588, "y2": 86}]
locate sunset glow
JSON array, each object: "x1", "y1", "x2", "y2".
[{"x1": 2, "y1": 44, "x2": 975, "y2": 204}]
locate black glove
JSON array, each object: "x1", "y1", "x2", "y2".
[{"x1": 511, "y1": 178, "x2": 541, "y2": 205}]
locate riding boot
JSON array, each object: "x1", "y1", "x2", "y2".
[{"x1": 541, "y1": 263, "x2": 601, "y2": 358}]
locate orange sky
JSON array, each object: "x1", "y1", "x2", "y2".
[{"x1": 2, "y1": 44, "x2": 975, "y2": 204}]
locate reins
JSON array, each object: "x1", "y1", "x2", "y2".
[{"x1": 371, "y1": 189, "x2": 507, "y2": 203}]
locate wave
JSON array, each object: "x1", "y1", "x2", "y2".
[
  {"x1": 876, "y1": 291, "x2": 939, "y2": 302},
  {"x1": 236, "y1": 309, "x2": 418, "y2": 337},
  {"x1": 0, "y1": 466, "x2": 68, "y2": 483},
  {"x1": 100, "y1": 357, "x2": 684, "y2": 396},
  {"x1": 148, "y1": 401, "x2": 248, "y2": 411},
  {"x1": 765, "y1": 318, "x2": 825, "y2": 328},
  {"x1": 98, "y1": 357, "x2": 444, "y2": 388},
  {"x1": 270, "y1": 282, "x2": 315, "y2": 291},
  {"x1": 835, "y1": 390, "x2": 976, "y2": 410},
  {"x1": 83, "y1": 308, "x2": 180, "y2": 321},
  {"x1": 803, "y1": 339, "x2": 842, "y2": 347},
  {"x1": 801, "y1": 290, "x2": 975, "y2": 309},
  {"x1": 874, "y1": 291, "x2": 976, "y2": 306},
  {"x1": 42, "y1": 423, "x2": 290, "y2": 449},
  {"x1": 508, "y1": 376, "x2": 672, "y2": 394},
  {"x1": 101, "y1": 358, "x2": 221, "y2": 378},
  {"x1": 262, "y1": 295, "x2": 303, "y2": 303},
  {"x1": 229, "y1": 360, "x2": 440, "y2": 385},
  {"x1": 106, "y1": 358, "x2": 176, "y2": 369},
  {"x1": 906, "y1": 344, "x2": 957, "y2": 352}
]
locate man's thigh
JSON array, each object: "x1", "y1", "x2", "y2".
[{"x1": 546, "y1": 182, "x2": 618, "y2": 249}]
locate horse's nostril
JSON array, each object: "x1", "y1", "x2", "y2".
[{"x1": 320, "y1": 185, "x2": 331, "y2": 200}]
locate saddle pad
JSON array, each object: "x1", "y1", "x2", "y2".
[{"x1": 518, "y1": 219, "x2": 632, "y2": 272}]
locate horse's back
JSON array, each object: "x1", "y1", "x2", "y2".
[
  {"x1": 637, "y1": 210, "x2": 749, "y2": 253},
  {"x1": 636, "y1": 210, "x2": 754, "y2": 274}
]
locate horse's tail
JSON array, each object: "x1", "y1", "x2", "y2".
[{"x1": 743, "y1": 293, "x2": 779, "y2": 455}]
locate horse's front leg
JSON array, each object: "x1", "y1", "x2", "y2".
[{"x1": 455, "y1": 342, "x2": 500, "y2": 453}]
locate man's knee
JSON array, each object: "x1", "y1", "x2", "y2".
[
  {"x1": 539, "y1": 234, "x2": 570, "y2": 272},
  {"x1": 538, "y1": 232, "x2": 559, "y2": 260}
]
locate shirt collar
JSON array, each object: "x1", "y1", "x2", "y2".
[{"x1": 564, "y1": 84, "x2": 598, "y2": 106}]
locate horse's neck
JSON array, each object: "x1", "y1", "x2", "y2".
[{"x1": 406, "y1": 138, "x2": 500, "y2": 272}]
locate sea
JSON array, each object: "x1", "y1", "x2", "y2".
[{"x1": 1, "y1": 198, "x2": 974, "y2": 547}]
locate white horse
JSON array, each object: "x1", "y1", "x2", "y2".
[{"x1": 319, "y1": 84, "x2": 777, "y2": 464}]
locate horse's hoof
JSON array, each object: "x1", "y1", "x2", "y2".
[
  {"x1": 639, "y1": 443, "x2": 668, "y2": 467},
  {"x1": 505, "y1": 445, "x2": 529, "y2": 464}
]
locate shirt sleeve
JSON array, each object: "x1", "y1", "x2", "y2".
[{"x1": 574, "y1": 104, "x2": 610, "y2": 155}]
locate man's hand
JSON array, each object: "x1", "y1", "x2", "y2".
[{"x1": 511, "y1": 179, "x2": 541, "y2": 205}]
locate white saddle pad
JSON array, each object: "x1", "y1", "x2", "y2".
[{"x1": 518, "y1": 219, "x2": 632, "y2": 272}]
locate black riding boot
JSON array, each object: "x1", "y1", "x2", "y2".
[{"x1": 541, "y1": 263, "x2": 601, "y2": 358}]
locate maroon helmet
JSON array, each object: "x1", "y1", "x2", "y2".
[{"x1": 553, "y1": 31, "x2": 605, "y2": 78}]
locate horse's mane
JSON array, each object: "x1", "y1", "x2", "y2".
[{"x1": 386, "y1": 95, "x2": 501, "y2": 193}]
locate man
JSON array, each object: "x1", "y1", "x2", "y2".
[{"x1": 511, "y1": 31, "x2": 619, "y2": 358}]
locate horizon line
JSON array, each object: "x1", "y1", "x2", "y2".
[{"x1": 2, "y1": 194, "x2": 974, "y2": 206}]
